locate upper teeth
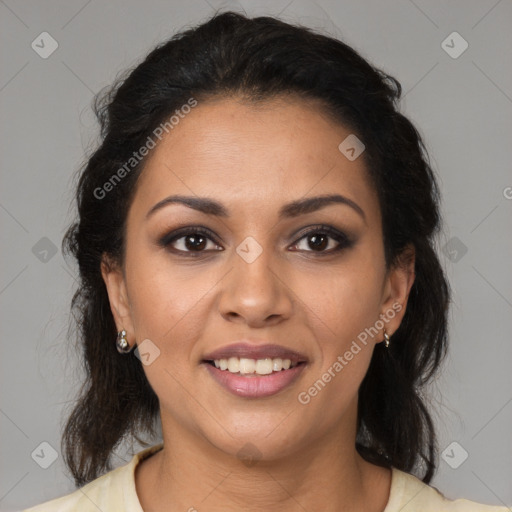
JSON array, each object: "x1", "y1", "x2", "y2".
[{"x1": 213, "y1": 357, "x2": 298, "y2": 375}]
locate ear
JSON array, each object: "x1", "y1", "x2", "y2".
[
  {"x1": 379, "y1": 243, "x2": 416, "y2": 339},
  {"x1": 101, "y1": 254, "x2": 136, "y2": 348}
]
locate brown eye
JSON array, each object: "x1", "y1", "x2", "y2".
[
  {"x1": 158, "y1": 227, "x2": 223, "y2": 254},
  {"x1": 304, "y1": 233, "x2": 330, "y2": 251},
  {"x1": 290, "y1": 226, "x2": 353, "y2": 254},
  {"x1": 179, "y1": 233, "x2": 208, "y2": 251}
]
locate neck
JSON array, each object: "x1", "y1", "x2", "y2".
[{"x1": 135, "y1": 403, "x2": 391, "y2": 511}]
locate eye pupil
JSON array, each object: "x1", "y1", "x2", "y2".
[
  {"x1": 185, "y1": 234, "x2": 207, "y2": 251},
  {"x1": 308, "y1": 233, "x2": 328, "y2": 251}
]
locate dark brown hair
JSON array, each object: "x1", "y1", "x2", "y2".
[{"x1": 61, "y1": 10, "x2": 450, "y2": 487}]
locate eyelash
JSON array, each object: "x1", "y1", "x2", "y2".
[{"x1": 158, "y1": 225, "x2": 354, "y2": 257}]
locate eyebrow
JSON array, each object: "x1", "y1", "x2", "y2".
[{"x1": 146, "y1": 194, "x2": 366, "y2": 222}]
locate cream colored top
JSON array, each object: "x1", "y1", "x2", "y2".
[{"x1": 24, "y1": 443, "x2": 509, "y2": 511}]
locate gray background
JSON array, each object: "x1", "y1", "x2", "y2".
[{"x1": 1, "y1": 0, "x2": 511, "y2": 510}]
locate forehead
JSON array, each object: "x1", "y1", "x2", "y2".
[{"x1": 129, "y1": 96, "x2": 380, "y2": 224}]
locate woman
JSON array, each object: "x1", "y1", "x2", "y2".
[{"x1": 24, "y1": 11, "x2": 509, "y2": 512}]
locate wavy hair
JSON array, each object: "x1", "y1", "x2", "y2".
[{"x1": 61, "y1": 11, "x2": 450, "y2": 487}]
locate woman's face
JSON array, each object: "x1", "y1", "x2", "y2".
[{"x1": 103, "y1": 95, "x2": 414, "y2": 460}]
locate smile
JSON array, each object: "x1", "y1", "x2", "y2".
[
  {"x1": 209, "y1": 356, "x2": 300, "y2": 374},
  {"x1": 202, "y1": 359, "x2": 307, "y2": 398}
]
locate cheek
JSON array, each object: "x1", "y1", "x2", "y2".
[
  {"x1": 123, "y1": 248, "x2": 213, "y2": 412},
  {"x1": 125, "y1": 244, "x2": 209, "y2": 341},
  {"x1": 292, "y1": 265, "x2": 380, "y2": 429},
  {"x1": 296, "y1": 257, "x2": 384, "y2": 346},
  {"x1": 289, "y1": 254, "x2": 384, "y2": 412}
]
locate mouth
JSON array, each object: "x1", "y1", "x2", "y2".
[
  {"x1": 202, "y1": 357, "x2": 306, "y2": 375},
  {"x1": 201, "y1": 359, "x2": 307, "y2": 398},
  {"x1": 200, "y1": 340, "x2": 309, "y2": 398}
]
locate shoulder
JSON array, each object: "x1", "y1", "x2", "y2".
[
  {"x1": 22, "y1": 443, "x2": 164, "y2": 512},
  {"x1": 385, "y1": 467, "x2": 510, "y2": 512},
  {"x1": 22, "y1": 469, "x2": 119, "y2": 512}
]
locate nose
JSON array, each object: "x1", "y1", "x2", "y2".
[{"x1": 218, "y1": 247, "x2": 293, "y2": 328}]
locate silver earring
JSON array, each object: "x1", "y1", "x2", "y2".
[
  {"x1": 383, "y1": 329, "x2": 390, "y2": 348},
  {"x1": 116, "y1": 330, "x2": 133, "y2": 354}
]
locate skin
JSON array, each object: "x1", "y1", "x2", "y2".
[{"x1": 102, "y1": 95, "x2": 415, "y2": 512}]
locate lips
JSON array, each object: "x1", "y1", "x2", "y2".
[
  {"x1": 204, "y1": 362, "x2": 306, "y2": 398},
  {"x1": 202, "y1": 341, "x2": 308, "y2": 365}
]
